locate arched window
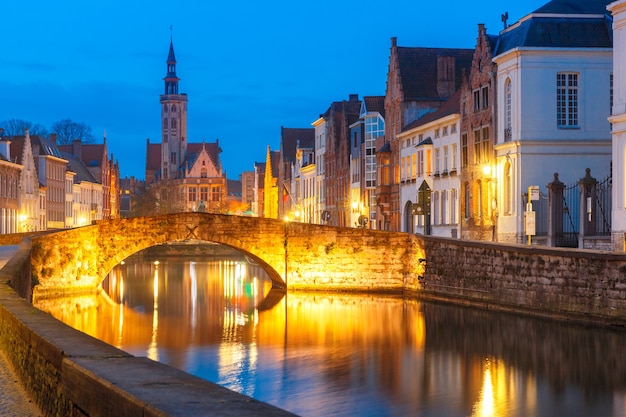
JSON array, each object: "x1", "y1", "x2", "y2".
[
  {"x1": 505, "y1": 78, "x2": 512, "y2": 142},
  {"x1": 504, "y1": 161, "x2": 512, "y2": 215},
  {"x1": 171, "y1": 104, "x2": 177, "y2": 113}
]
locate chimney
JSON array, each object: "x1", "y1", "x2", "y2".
[
  {"x1": 349, "y1": 94, "x2": 359, "y2": 102},
  {"x1": 50, "y1": 133, "x2": 57, "y2": 144},
  {"x1": 72, "y1": 139, "x2": 82, "y2": 159}
]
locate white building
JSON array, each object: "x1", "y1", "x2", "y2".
[
  {"x1": 609, "y1": 0, "x2": 626, "y2": 251},
  {"x1": 493, "y1": 0, "x2": 613, "y2": 243},
  {"x1": 397, "y1": 93, "x2": 461, "y2": 237}
]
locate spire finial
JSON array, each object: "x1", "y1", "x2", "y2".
[{"x1": 170, "y1": 24, "x2": 173, "y2": 42}]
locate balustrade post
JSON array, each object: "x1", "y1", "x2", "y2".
[
  {"x1": 579, "y1": 168, "x2": 597, "y2": 247},
  {"x1": 547, "y1": 173, "x2": 564, "y2": 247}
]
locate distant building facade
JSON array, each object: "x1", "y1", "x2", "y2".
[{"x1": 145, "y1": 38, "x2": 227, "y2": 214}]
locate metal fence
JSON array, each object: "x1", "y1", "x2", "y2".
[
  {"x1": 559, "y1": 181, "x2": 580, "y2": 248},
  {"x1": 592, "y1": 174, "x2": 612, "y2": 236}
]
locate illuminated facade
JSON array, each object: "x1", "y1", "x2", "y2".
[
  {"x1": 493, "y1": 1, "x2": 612, "y2": 244},
  {"x1": 146, "y1": 38, "x2": 227, "y2": 214}
]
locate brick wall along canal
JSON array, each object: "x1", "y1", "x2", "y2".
[{"x1": 34, "y1": 246, "x2": 626, "y2": 417}]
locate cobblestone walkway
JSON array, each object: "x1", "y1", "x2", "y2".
[
  {"x1": 0, "y1": 245, "x2": 43, "y2": 416},
  {"x1": 0, "y1": 350, "x2": 42, "y2": 417}
]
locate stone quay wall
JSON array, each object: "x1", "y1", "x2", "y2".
[{"x1": 415, "y1": 235, "x2": 626, "y2": 326}]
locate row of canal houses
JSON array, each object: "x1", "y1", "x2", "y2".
[
  {"x1": 0, "y1": 129, "x2": 119, "y2": 233},
  {"x1": 273, "y1": 0, "x2": 626, "y2": 250}
]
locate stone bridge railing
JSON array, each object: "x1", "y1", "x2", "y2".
[{"x1": 27, "y1": 213, "x2": 426, "y2": 297}]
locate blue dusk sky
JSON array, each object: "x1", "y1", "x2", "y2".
[{"x1": 1, "y1": 0, "x2": 546, "y2": 181}]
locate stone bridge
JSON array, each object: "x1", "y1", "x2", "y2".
[
  {"x1": 15, "y1": 212, "x2": 626, "y2": 327},
  {"x1": 27, "y1": 213, "x2": 426, "y2": 297}
]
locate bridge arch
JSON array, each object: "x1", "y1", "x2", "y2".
[{"x1": 29, "y1": 213, "x2": 426, "y2": 297}]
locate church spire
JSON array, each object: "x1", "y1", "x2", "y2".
[{"x1": 164, "y1": 28, "x2": 180, "y2": 95}]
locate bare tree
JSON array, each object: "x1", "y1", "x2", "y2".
[
  {"x1": 0, "y1": 119, "x2": 49, "y2": 137},
  {"x1": 51, "y1": 119, "x2": 95, "y2": 145}
]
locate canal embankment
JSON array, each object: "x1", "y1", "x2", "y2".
[
  {"x1": 0, "y1": 242, "x2": 296, "y2": 417},
  {"x1": 414, "y1": 235, "x2": 626, "y2": 328}
]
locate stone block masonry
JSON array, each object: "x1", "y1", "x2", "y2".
[{"x1": 415, "y1": 235, "x2": 626, "y2": 327}]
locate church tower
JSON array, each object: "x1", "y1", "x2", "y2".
[{"x1": 160, "y1": 36, "x2": 188, "y2": 180}]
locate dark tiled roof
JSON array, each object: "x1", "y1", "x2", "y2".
[
  {"x1": 8, "y1": 138, "x2": 25, "y2": 165},
  {"x1": 227, "y1": 179, "x2": 242, "y2": 196},
  {"x1": 146, "y1": 141, "x2": 221, "y2": 174},
  {"x1": 417, "y1": 137, "x2": 433, "y2": 146},
  {"x1": 58, "y1": 143, "x2": 106, "y2": 168},
  {"x1": 377, "y1": 141, "x2": 391, "y2": 153},
  {"x1": 397, "y1": 47, "x2": 474, "y2": 100},
  {"x1": 363, "y1": 96, "x2": 385, "y2": 118},
  {"x1": 30, "y1": 135, "x2": 64, "y2": 159},
  {"x1": 495, "y1": 0, "x2": 612, "y2": 55},
  {"x1": 402, "y1": 90, "x2": 461, "y2": 132},
  {"x1": 531, "y1": 0, "x2": 612, "y2": 14},
  {"x1": 280, "y1": 127, "x2": 315, "y2": 163},
  {"x1": 61, "y1": 152, "x2": 98, "y2": 184},
  {"x1": 495, "y1": 17, "x2": 612, "y2": 55}
]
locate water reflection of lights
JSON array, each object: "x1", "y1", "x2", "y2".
[
  {"x1": 190, "y1": 261, "x2": 197, "y2": 330},
  {"x1": 148, "y1": 262, "x2": 159, "y2": 361},
  {"x1": 474, "y1": 358, "x2": 495, "y2": 417}
]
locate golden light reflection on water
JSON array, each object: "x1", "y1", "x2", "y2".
[{"x1": 33, "y1": 253, "x2": 626, "y2": 417}]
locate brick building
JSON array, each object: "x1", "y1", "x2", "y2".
[{"x1": 382, "y1": 38, "x2": 473, "y2": 231}]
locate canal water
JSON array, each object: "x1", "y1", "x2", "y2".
[{"x1": 34, "y1": 246, "x2": 626, "y2": 417}]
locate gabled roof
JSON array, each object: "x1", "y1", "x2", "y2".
[
  {"x1": 280, "y1": 127, "x2": 315, "y2": 163},
  {"x1": 362, "y1": 96, "x2": 386, "y2": 118},
  {"x1": 402, "y1": 90, "x2": 462, "y2": 132},
  {"x1": 396, "y1": 47, "x2": 473, "y2": 100},
  {"x1": 8, "y1": 138, "x2": 25, "y2": 165},
  {"x1": 28, "y1": 135, "x2": 65, "y2": 160},
  {"x1": 495, "y1": 0, "x2": 612, "y2": 55},
  {"x1": 58, "y1": 143, "x2": 106, "y2": 168},
  {"x1": 145, "y1": 141, "x2": 221, "y2": 175},
  {"x1": 61, "y1": 151, "x2": 98, "y2": 184}
]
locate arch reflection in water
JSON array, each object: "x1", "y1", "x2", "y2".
[
  {"x1": 103, "y1": 255, "x2": 275, "y2": 351},
  {"x1": 34, "y1": 254, "x2": 626, "y2": 417}
]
